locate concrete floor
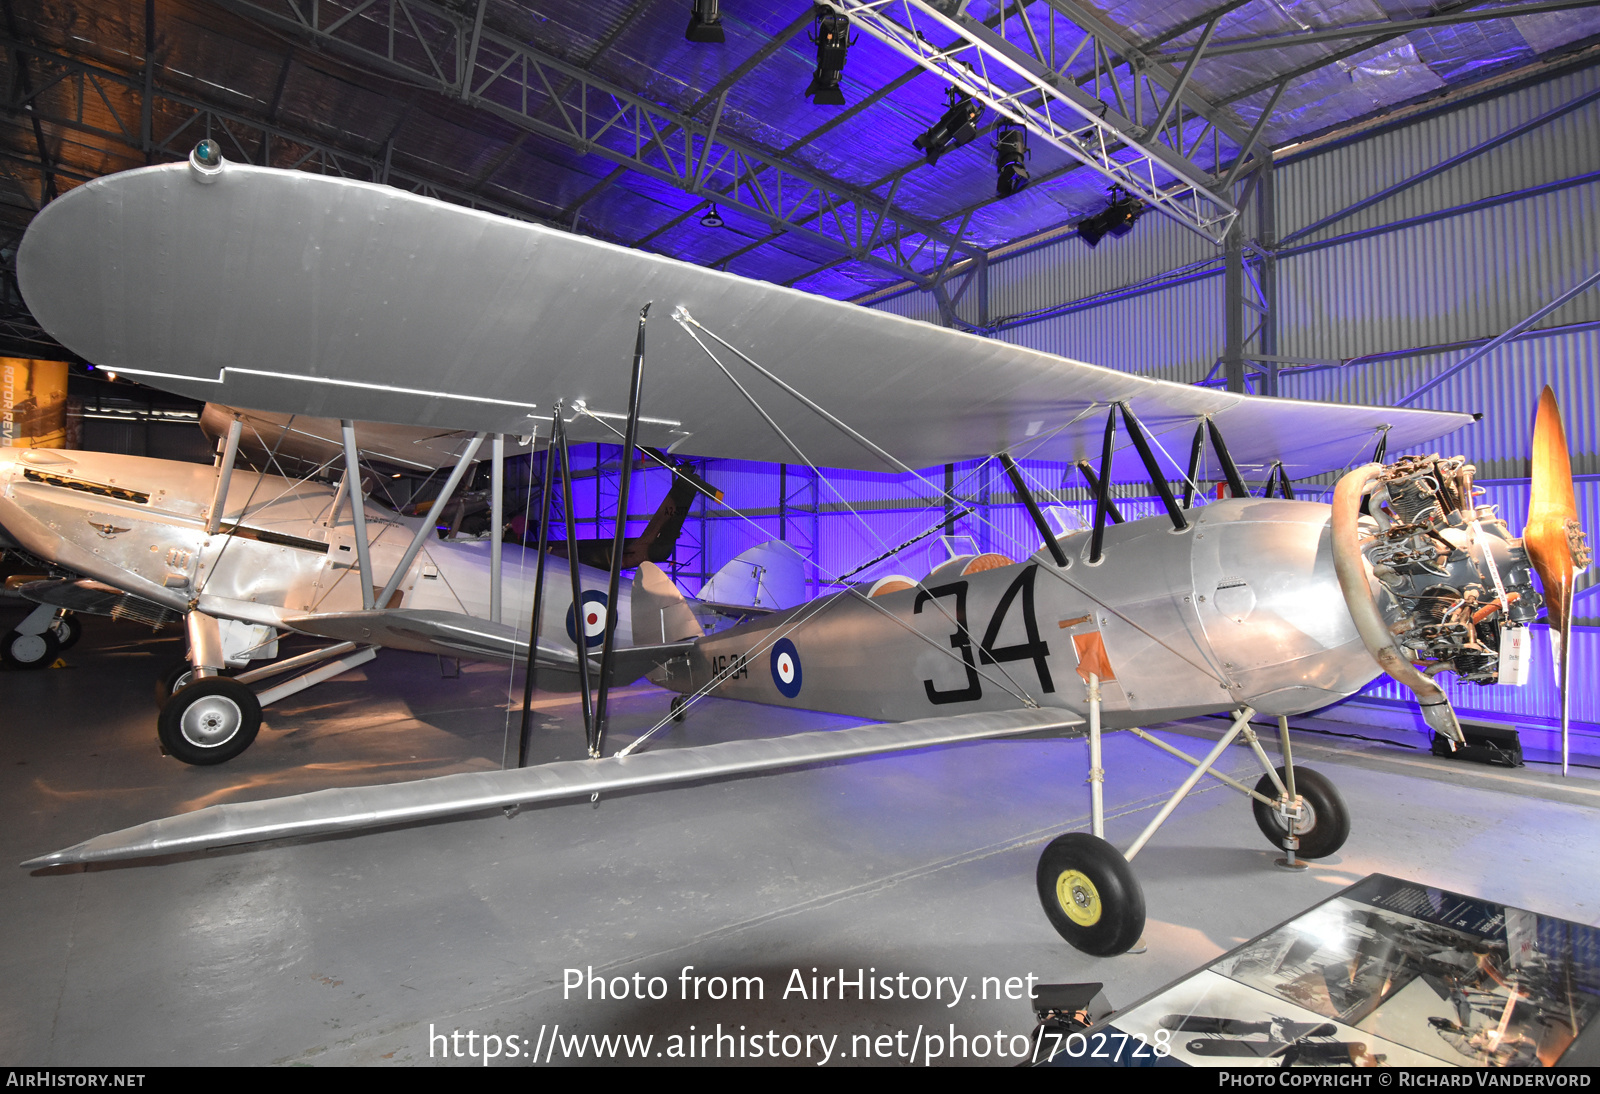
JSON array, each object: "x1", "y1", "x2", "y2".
[{"x1": 4, "y1": 607, "x2": 1599, "y2": 1067}]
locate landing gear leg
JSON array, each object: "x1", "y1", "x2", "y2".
[
  {"x1": 155, "y1": 610, "x2": 264, "y2": 765},
  {"x1": 2, "y1": 603, "x2": 62, "y2": 669},
  {"x1": 1245, "y1": 716, "x2": 1350, "y2": 863},
  {"x1": 2, "y1": 598, "x2": 61, "y2": 665}
]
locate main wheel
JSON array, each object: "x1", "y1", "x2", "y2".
[
  {"x1": 156, "y1": 659, "x2": 201, "y2": 705},
  {"x1": 157, "y1": 676, "x2": 262, "y2": 765},
  {"x1": 1252, "y1": 766, "x2": 1349, "y2": 859},
  {"x1": 1036, "y1": 833, "x2": 1146, "y2": 956},
  {"x1": 670, "y1": 694, "x2": 688, "y2": 722},
  {"x1": 2, "y1": 628, "x2": 61, "y2": 669},
  {"x1": 50, "y1": 614, "x2": 83, "y2": 651}
]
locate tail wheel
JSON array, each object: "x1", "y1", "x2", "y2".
[
  {"x1": 1036, "y1": 833, "x2": 1145, "y2": 956},
  {"x1": 157, "y1": 676, "x2": 262, "y2": 765},
  {"x1": 1251, "y1": 766, "x2": 1350, "y2": 859}
]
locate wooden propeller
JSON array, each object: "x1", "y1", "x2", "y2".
[{"x1": 1523, "y1": 386, "x2": 1591, "y2": 774}]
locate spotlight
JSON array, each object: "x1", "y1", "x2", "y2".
[
  {"x1": 912, "y1": 87, "x2": 984, "y2": 165},
  {"x1": 685, "y1": 0, "x2": 724, "y2": 43},
  {"x1": 805, "y1": 8, "x2": 854, "y2": 106},
  {"x1": 1076, "y1": 187, "x2": 1147, "y2": 247},
  {"x1": 994, "y1": 125, "x2": 1029, "y2": 197},
  {"x1": 699, "y1": 204, "x2": 725, "y2": 228}
]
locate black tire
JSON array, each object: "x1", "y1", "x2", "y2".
[
  {"x1": 1252, "y1": 766, "x2": 1350, "y2": 859},
  {"x1": 670, "y1": 694, "x2": 688, "y2": 722},
  {"x1": 157, "y1": 676, "x2": 262, "y2": 765},
  {"x1": 2, "y1": 628, "x2": 61, "y2": 669},
  {"x1": 50, "y1": 614, "x2": 83, "y2": 651},
  {"x1": 1036, "y1": 833, "x2": 1146, "y2": 956},
  {"x1": 156, "y1": 659, "x2": 201, "y2": 706}
]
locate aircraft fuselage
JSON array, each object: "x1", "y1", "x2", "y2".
[
  {"x1": 0, "y1": 446, "x2": 628, "y2": 660},
  {"x1": 663, "y1": 498, "x2": 1381, "y2": 726}
]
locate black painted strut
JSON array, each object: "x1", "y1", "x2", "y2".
[
  {"x1": 592, "y1": 303, "x2": 650, "y2": 758},
  {"x1": 556, "y1": 414, "x2": 595, "y2": 747},
  {"x1": 1000, "y1": 452, "x2": 1068, "y2": 567},
  {"x1": 517, "y1": 408, "x2": 561, "y2": 768},
  {"x1": 1117, "y1": 402, "x2": 1187, "y2": 531}
]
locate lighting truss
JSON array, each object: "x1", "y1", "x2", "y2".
[
  {"x1": 821, "y1": 0, "x2": 1239, "y2": 244},
  {"x1": 203, "y1": 0, "x2": 982, "y2": 287}
]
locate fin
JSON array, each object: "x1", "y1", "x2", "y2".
[
  {"x1": 699, "y1": 540, "x2": 806, "y2": 612},
  {"x1": 630, "y1": 562, "x2": 701, "y2": 645}
]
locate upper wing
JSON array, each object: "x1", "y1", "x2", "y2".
[
  {"x1": 20, "y1": 162, "x2": 1472, "y2": 477},
  {"x1": 202, "y1": 404, "x2": 531, "y2": 473}
]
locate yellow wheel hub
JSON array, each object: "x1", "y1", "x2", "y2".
[{"x1": 1055, "y1": 869, "x2": 1101, "y2": 927}]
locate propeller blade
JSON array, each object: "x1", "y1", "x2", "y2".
[{"x1": 1524, "y1": 387, "x2": 1590, "y2": 775}]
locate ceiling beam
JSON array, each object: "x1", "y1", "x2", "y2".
[
  {"x1": 204, "y1": 0, "x2": 981, "y2": 287},
  {"x1": 829, "y1": 0, "x2": 1238, "y2": 243},
  {"x1": 1152, "y1": 0, "x2": 1600, "y2": 62}
]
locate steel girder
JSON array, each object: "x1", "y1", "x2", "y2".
[
  {"x1": 1152, "y1": 0, "x2": 1600, "y2": 62},
  {"x1": 205, "y1": 0, "x2": 983, "y2": 288},
  {"x1": 0, "y1": 37, "x2": 626, "y2": 354},
  {"x1": 826, "y1": 0, "x2": 1240, "y2": 244}
]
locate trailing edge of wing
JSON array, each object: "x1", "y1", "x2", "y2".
[{"x1": 22, "y1": 708, "x2": 1081, "y2": 868}]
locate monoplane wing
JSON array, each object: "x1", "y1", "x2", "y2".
[
  {"x1": 22, "y1": 707, "x2": 1082, "y2": 868},
  {"x1": 20, "y1": 163, "x2": 1473, "y2": 478},
  {"x1": 283, "y1": 607, "x2": 691, "y2": 684}
]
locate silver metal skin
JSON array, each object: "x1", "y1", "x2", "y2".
[
  {"x1": 177, "y1": 691, "x2": 245, "y2": 748},
  {"x1": 662, "y1": 498, "x2": 1379, "y2": 726},
  {"x1": 16, "y1": 162, "x2": 1472, "y2": 477},
  {"x1": 22, "y1": 708, "x2": 1079, "y2": 868},
  {"x1": 0, "y1": 445, "x2": 633, "y2": 673}
]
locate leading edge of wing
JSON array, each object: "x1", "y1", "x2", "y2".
[
  {"x1": 18, "y1": 162, "x2": 1474, "y2": 475},
  {"x1": 22, "y1": 707, "x2": 1083, "y2": 868}
]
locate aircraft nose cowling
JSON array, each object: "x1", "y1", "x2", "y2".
[{"x1": 1191, "y1": 499, "x2": 1379, "y2": 716}]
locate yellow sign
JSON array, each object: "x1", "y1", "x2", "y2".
[{"x1": 0, "y1": 357, "x2": 68, "y2": 448}]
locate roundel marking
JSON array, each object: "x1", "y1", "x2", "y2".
[
  {"x1": 565, "y1": 591, "x2": 610, "y2": 648},
  {"x1": 770, "y1": 637, "x2": 803, "y2": 698}
]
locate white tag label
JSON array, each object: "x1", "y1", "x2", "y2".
[{"x1": 1498, "y1": 625, "x2": 1531, "y2": 686}]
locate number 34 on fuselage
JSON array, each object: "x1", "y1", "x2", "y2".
[{"x1": 662, "y1": 495, "x2": 1378, "y2": 726}]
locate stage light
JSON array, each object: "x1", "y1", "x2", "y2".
[
  {"x1": 995, "y1": 125, "x2": 1029, "y2": 197},
  {"x1": 1077, "y1": 187, "x2": 1147, "y2": 247},
  {"x1": 699, "y1": 204, "x2": 725, "y2": 228},
  {"x1": 685, "y1": 0, "x2": 724, "y2": 43},
  {"x1": 912, "y1": 87, "x2": 983, "y2": 165},
  {"x1": 805, "y1": 9, "x2": 853, "y2": 106}
]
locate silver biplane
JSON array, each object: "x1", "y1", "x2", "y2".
[
  {"x1": 0, "y1": 406, "x2": 754, "y2": 763},
  {"x1": 11, "y1": 150, "x2": 1589, "y2": 956}
]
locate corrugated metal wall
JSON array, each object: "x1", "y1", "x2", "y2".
[
  {"x1": 994, "y1": 273, "x2": 1225, "y2": 382},
  {"x1": 1276, "y1": 185, "x2": 1600, "y2": 358},
  {"x1": 1276, "y1": 64, "x2": 1600, "y2": 243},
  {"x1": 688, "y1": 63, "x2": 1600, "y2": 730}
]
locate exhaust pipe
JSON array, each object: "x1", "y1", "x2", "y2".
[{"x1": 1330, "y1": 464, "x2": 1464, "y2": 744}]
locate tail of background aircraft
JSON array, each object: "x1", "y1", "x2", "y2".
[
  {"x1": 552, "y1": 451, "x2": 721, "y2": 570},
  {"x1": 698, "y1": 541, "x2": 807, "y2": 612}
]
